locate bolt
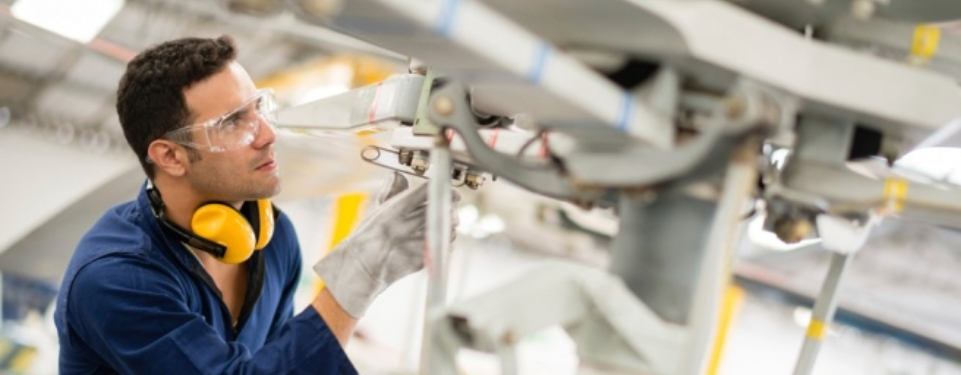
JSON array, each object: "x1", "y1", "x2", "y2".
[
  {"x1": 464, "y1": 172, "x2": 486, "y2": 189},
  {"x1": 451, "y1": 167, "x2": 465, "y2": 181},
  {"x1": 409, "y1": 58, "x2": 428, "y2": 75},
  {"x1": 398, "y1": 149, "x2": 414, "y2": 166},
  {"x1": 433, "y1": 96, "x2": 455, "y2": 117},
  {"x1": 724, "y1": 96, "x2": 747, "y2": 120},
  {"x1": 411, "y1": 152, "x2": 430, "y2": 175}
]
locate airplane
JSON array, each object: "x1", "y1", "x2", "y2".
[{"x1": 224, "y1": 0, "x2": 961, "y2": 373}]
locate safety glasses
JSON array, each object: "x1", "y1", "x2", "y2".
[{"x1": 164, "y1": 89, "x2": 278, "y2": 152}]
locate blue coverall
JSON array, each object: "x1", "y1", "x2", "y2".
[{"x1": 54, "y1": 186, "x2": 357, "y2": 374}]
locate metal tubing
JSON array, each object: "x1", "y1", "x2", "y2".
[
  {"x1": 682, "y1": 138, "x2": 760, "y2": 375},
  {"x1": 793, "y1": 251, "x2": 854, "y2": 375},
  {"x1": 419, "y1": 137, "x2": 454, "y2": 375}
]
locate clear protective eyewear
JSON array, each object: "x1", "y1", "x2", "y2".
[{"x1": 164, "y1": 89, "x2": 278, "y2": 152}]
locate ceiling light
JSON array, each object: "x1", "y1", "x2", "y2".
[{"x1": 11, "y1": 0, "x2": 124, "y2": 43}]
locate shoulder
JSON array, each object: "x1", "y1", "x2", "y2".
[
  {"x1": 58, "y1": 252, "x2": 187, "y2": 334},
  {"x1": 56, "y1": 200, "x2": 184, "y2": 326},
  {"x1": 61, "y1": 200, "x2": 160, "y2": 289},
  {"x1": 76, "y1": 200, "x2": 153, "y2": 259},
  {"x1": 273, "y1": 209, "x2": 297, "y2": 243}
]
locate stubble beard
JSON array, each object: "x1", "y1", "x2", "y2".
[{"x1": 190, "y1": 163, "x2": 281, "y2": 202}]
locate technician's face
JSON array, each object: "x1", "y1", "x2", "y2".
[{"x1": 181, "y1": 61, "x2": 280, "y2": 201}]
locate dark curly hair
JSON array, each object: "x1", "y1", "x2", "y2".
[{"x1": 116, "y1": 35, "x2": 237, "y2": 179}]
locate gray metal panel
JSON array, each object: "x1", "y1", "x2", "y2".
[
  {"x1": 479, "y1": 0, "x2": 688, "y2": 58},
  {"x1": 0, "y1": 168, "x2": 142, "y2": 284},
  {"x1": 824, "y1": 17, "x2": 961, "y2": 81},
  {"x1": 734, "y1": 0, "x2": 961, "y2": 28},
  {"x1": 480, "y1": 0, "x2": 961, "y2": 139},
  {"x1": 296, "y1": 0, "x2": 675, "y2": 148},
  {"x1": 611, "y1": 191, "x2": 717, "y2": 324}
]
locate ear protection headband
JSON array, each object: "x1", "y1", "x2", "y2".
[{"x1": 146, "y1": 183, "x2": 276, "y2": 264}]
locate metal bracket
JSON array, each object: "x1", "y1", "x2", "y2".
[{"x1": 427, "y1": 81, "x2": 603, "y2": 203}]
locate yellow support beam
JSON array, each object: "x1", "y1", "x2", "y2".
[
  {"x1": 8, "y1": 346, "x2": 37, "y2": 373},
  {"x1": 706, "y1": 285, "x2": 745, "y2": 375},
  {"x1": 327, "y1": 193, "x2": 369, "y2": 249},
  {"x1": 315, "y1": 192, "x2": 369, "y2": 293}
]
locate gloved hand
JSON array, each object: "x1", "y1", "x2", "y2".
[{"x1": 314, "y1": 173, "x2": 458, "y2": 318}]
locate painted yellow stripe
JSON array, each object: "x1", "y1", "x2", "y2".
[
  {"x1": 806, "y1": 319, "x2": 828, "y2": 341},
  {"x1": 882, "y1": 178, "x2": 908, "y2": 214},
  {"x1": 327, "y1": 193, "x2": 369, "y2": 249},
  {"x1": 912, "y1": 25, "x2": 941, "y2": 61},
  {"x1": 9, "y1": 346, "x2": 37, "y2": 372},
  {"x1": 0, "y1": 339, "x2": 13, "y2": 362},
  {"x1": 315, "y1": 192, "x2": 369, "y2": 293},
  {"x1": 706, "y1": 285, "x2": 745, "y2": 375}
]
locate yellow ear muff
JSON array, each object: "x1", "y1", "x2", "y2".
[
  {"x1": 191, "y1": 203, "x2": 256, "y2": 264},
  {"x1": 254, "y1": 199, "x2": 274, "y2": 250}
]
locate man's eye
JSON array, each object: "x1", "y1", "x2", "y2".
[
  {"x1": 219, "y1": 118, "x2": 240, "y2": 130},
  {"x1": 222, "y1": 109, "x2": 251, "y2": 125},
  {"x1": 239, "y1": 108, "x2": 258, "y2": 120}
]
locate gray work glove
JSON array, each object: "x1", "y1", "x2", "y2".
[{"x1": 315, "y1": 173, "x2": 458, "y2": 318}]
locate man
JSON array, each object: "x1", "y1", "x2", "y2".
[{"x1": 54, "y1": 36, "x2": 446, "y2": 374}]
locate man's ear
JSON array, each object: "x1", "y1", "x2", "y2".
[{"x1": 147, "y1": 139, "x2": 189, "y2": 177}]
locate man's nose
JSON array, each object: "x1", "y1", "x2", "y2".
[{"x1": 251, "y1": 115, "x2": 276, "y2": 149}]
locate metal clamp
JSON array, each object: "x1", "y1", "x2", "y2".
[{"x1": 360, "y1": 145, "x2": 487, "y2": 189}]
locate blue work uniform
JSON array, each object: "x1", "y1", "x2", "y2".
[{"x1": 54, "y1": 186, "x2": 357, "y2": 374}]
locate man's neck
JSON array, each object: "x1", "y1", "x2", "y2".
[
  {"x1": 185, "y1": 241, "x2": 249, "y2": 328},
  {"x1": 154, "y1": 177, "x2": 250, "y2": 325},
  {"x1": 186, "y1": 243, "x2": 231, "y2": 270}
]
